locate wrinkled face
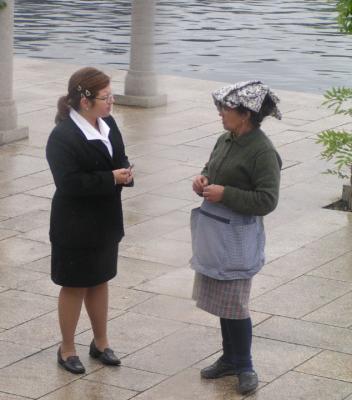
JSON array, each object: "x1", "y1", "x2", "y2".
[
  {"x1": 90, "y1": 85, "x2": 114, "y2": 118},
  {"x1": 218, "y1": 105, "x2": 245, "y2": 133}
]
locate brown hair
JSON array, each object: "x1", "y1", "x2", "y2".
[{"x1": 55, "y1": 67, "x2": 110, "y2": 124}]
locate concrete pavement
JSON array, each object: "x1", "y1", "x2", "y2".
[{"x1": 0, "y1": 57, "x2": 351, "y2": 399}]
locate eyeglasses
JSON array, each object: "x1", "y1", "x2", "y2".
[{"x1": 94, "y1": 94, "x2": 115, "y2": 104}]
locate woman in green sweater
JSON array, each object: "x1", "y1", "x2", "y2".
[{"x1": 191, "y1": 80, "x2": 282, "y2": 395}]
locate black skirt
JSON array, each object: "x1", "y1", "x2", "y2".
[{"x1": 51, "y1": 242, "x2": 118, "y2": 287}]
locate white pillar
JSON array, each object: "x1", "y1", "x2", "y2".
[
  {"x1": 0, "y1": 0, "x2": 28, "y2": 145},
  {"x1": 115, "y1": 0, "x2": 167, "y2": 108}
]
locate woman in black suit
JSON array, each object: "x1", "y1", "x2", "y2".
[{"x1": 46, "y1": 67, "x2": 133, "y2": 374}]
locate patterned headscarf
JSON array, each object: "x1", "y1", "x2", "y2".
[{"x1": 212, "y1": 80, "x2": 282, "y2": 120}]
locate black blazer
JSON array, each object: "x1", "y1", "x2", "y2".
[{"x1": 46, "y1": 115, "x2": 131, "y2": 248}]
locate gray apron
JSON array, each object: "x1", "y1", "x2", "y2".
[{"x1": 190, "y1": 200, "x2": 265, "y2": 280}]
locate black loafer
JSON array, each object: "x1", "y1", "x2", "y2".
[
  {"x1": 238, "y1": 370, "x2": 258, "y2": 394},
  {"x1": 89, "y1": 340, "x2": 121, "y2": 366},
  {"x1": 57, "y1": 348, "x2": 85, "y2": 374},
  {"x1": 200, "y1": 356, "x2": 237, "y2": 379}
]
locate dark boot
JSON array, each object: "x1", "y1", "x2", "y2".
[
  {"x1": 226, "y1": 318, "x2": 258, "y2": 393},
  {"x1": 238, "y1": 370, "x2": 258, "y2": 394},
  {"x1": 200, "y1": 356, "x2": 238, "y2": 379},
  {"x1": 200, "y1": 318, "x2": 237, "y2": 379}
]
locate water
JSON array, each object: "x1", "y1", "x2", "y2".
[{"x1": 14, "y1": 0, "x2": 351, "y2": 93}]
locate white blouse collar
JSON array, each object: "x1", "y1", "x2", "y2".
[{"x1": 69, "y1": 108, "x2": 113, "y2": 156}]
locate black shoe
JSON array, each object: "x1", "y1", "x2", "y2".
[
  {"x1": 200, "y1": 356, "x2": 237, "y2": 379},
  {"x1": 238, "y1": 370, "x2": 258, "y2": 394},
  {"x1": 89, "y1": 340, "x2": 121, "y2": 366},
  {"x1": 57, "y1": 348, "x2": 85, "y2": 374}
]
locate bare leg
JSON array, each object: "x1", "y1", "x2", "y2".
[
  {"x1": 58, "y1": 286, "x2": 87, "y2": 359},
  {"x1": 84, "y1": 282, "x2": 109, "y2": 350}
]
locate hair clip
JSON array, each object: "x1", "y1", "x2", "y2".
[
  {"x1": 85, "y1": 89, "x2": 91, "y2": 97},
  {"x1": 77, "y1": 85, "x2": 82, "y2": 92}
]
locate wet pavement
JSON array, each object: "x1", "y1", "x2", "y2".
[{"x1": 0, "y1": 57, "x2": 351, "y2": 399}]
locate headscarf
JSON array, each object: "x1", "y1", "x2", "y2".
[{"x1": 212, "y1": 80, "x2": 282, "y2": 120}]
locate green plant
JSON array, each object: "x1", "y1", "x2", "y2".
[
  {"x1": 317, "y1": 88, "x2": 352, "y2": 184},
  {"x1": 316, "y1": 1, "x2": 352, "y2": 209},
  {"x1": 337, "y1": 0, "x2": 352, "y2": 33},
  {"x1": 0, "y1": 1, "x2": 7, "y2": 10}
]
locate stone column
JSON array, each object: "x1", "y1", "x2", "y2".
[
  {"x1": 0, "y1": 0, "x2": 28, "y2": 145},
  {"x1": 115, "y1": 0, "x2": 167, "y2": 108}
]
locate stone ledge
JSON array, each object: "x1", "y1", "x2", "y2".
[
  {"x1": 114, "y1": 93, "x2": 167, "y2": 108},
  {"x1": 0, "y1": 126, "x2": 28, "y2": 145}
]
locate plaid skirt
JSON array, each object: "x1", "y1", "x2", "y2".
[{"x1": 192, "y1": 272, "x2": 252, "y2": 319}]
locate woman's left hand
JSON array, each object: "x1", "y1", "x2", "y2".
[{"x1": 202, "y1": 184, "x2": 224, "y2": 203}]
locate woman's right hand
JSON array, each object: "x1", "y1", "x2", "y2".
[
  {"x1": 112, "y1": 168, "x2": 133, "y2": 185},
  {"x1": 192, "y1": 175, "x2": 209, "y2": 195}
]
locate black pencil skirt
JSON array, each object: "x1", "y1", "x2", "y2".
[{"x1": 51, "y1": 242, "x2": 118, "y2": 287}]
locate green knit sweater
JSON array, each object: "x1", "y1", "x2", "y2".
[{"x1": 202, "y1": 128, "x2": 282, "y2": 216}]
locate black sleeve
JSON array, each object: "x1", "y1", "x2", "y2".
[
  {"x1": 107, "y1": 117, "x2": 134, "y2": 187},
  {"x1": 46, "y1": 130, "x2": 116, "y2": 197}
]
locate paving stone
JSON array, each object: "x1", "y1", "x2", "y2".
[
  {"x1": 84, "y1": 365, "x2": 167, "y2": 392},
  {"x1": 296, "y1": 350, "x2": 352, "y2": 382},
  {"x1": 76, "y1": 311, "x2": 185, "y2": 355},
  {"x1": 0, "y1": 154, "x2": 48, "y2": 181},
  {"x1": 254, "y1": 316, "x2": 352, "y2": 354},
  {"x1": 0, "y1": 345, "x2": 101, "y2": 399},
  {"x1": 18, "y1": 226, "x2": 50, "y2": 244},
  {"x1": 303, "y1": 292, "x2": 352, "y2": 327},
  {"x1": 251, "y1": 275, "x2": 352, "y2": 318},
  {"x1": 107, "y1": 286, "x2": 154, "y2": 310},
  {"x1": 16, "y1": 275, "x2": 59, "y2": 297},
  {"x1": 0, "y1": 340, "x2": 39, "y2": 368},
  {"x1": 122, "y1": 209, "x2": 152, "y2": 227},
  {"x1": 0, "y1": 170, "x2": 53, "y2": 197},
  {"x1": 130, "y1": 368, "x2": 242, "y2": 400},
  {"x1": 266, "y1": 210, "x2": 350, "y2": 262},
  {"x1": 0, "y1": 289, "x2": 56, "y2": 329},
  {"x1": 112, "y1": 256, "x2": 175, "y2": 289},
  {"x1": 262, "y1": 241, "x2": 352, "y2": 284},
  {"x1": 20, "y1": 256, "x2": 50, "y2": 274},
  {"x1": 250, "y1": 272, "x2": 285, "y2": 299},
  {"x1": 252, "y1": 337, "x2": 320, "y2": 382},
  {"x1": 135, "y1": 267, "x2": 194, "y2": 299},
  {"x1": 0, "y1": 228, "x2": 18, "y2": 241},
  {"x1": 0, "y1": 264, "x2": 46, "y2": 289},
  {"x1": 130, "y1": 294, "x2": 219, "y2": 327},
  {"x1": 123, "y1": 325, "x2": 220, "y2": 375},
  {"x1": 123, "y1": 156, "x2": 180, "y2": 175},
  {"x1": 162, "y1": 225, "x2": 192, "y2": 242},
  {"x1": 0, "y1": 193, "x2": 50, "y2": 218},
  {"x1": 123, "y1": 193, "x2": 192, "y2": 217},
  {"x1": 122, "y1": 238, "x2": 192, "y2": 267},
  {"x1": 308, "y1": 251, "x2": 352, "y2": 282},
  {"x1": 124, "y1": 143, "x2": 170, "y2": 158},
  {"x1": 123, "y1": 210, "x2": 189, "y2": 247},
  {"x1": 246, "y1": 371, "x2": 352, "y2": 400},
  {"x1": 125, "y1": 165, "x2": 200, "y2": 197},
  {"x1": 0, "y1": 237, "x2": 50, "y2": 266},
  {"x1": 0, "y1": 210, "x2": 49, "y2": 233},
  {"x1": 40, "y1": 379, "x2": 136, "y2": 400},
  {"x1": 25, "y1": 183, "x2": 55, "y2": 199},
  {"x1": 0, "y1": 308, "x2": 121, "y2": 349},
  {"x1": 0, "y1": 393, "x2": 31, "y2": 400},
  {"x1": 151, "y1": 178, "x2": 201, "y2": 201}
]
